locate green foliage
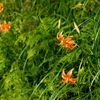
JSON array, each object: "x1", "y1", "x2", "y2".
[{"x1": 0, "y1": 0, "x2": 100, "y2": 99}]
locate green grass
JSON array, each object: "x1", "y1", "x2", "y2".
[{"x1": 0, "y1": 0, "x2": 100, "y2": 99}]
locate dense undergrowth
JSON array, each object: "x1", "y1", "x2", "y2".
[{"x1": 0, "y1": 0, "x2": 100, "y2": 100}]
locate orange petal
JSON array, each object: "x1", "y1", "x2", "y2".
[
  {"x1": 66, "y1": 40, "x2": 76, "y2": 50},
  {"x1": 4, "y1": 20, "x2": 6, "y2": 25},
  {"x1": 1, "y1": 25, "x2": 5, "y2": 30},
  {"x1": 57, "y1": 31, "x2": 64, "y2": 41},
  {"x1": 70, "y1": 44, "x2": 77, "y2": 50},
  {"x1": 57, "y1": 32, "x2": 60, "y2": 39},
  {"x1": 68, "y1": 78, "x2": 78, "y2": 84},
  {"x1": 0, "y1": 3, "x2": 3, "y2": 12},
  {"x1": 8, "y1": 22, "x2": 11, "y2": 26},
  {"x1": 7, "y1": 22, "x2": 11, "y2": 29},
  {"x1": 63, "y1": 35, "x2": 73, "y2": 45},
  {"x1": 64, "y1": 36, "x2": 71, "y2": 42},
  {"x1": 66, "y1": 68, "x2": 73, "y2": 78},
  {"x1": 62, "y1": 69, "x2": 68, "y2": 80}
]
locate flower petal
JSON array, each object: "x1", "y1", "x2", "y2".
[
  {"x1": 57, "y1": 31, "x2": 64, "y2": 41},
  {"x1": 62, "y1": 69, "x2": 68, "y2": 80},
  {"x1": 66, "y1": 68, "x2": 73, "y2": 78},
  {"x1": 0, "y1": 3, "x2": 3, "y2": 12},
  {"x1": 68, "y1": 78, "x2": 78, "y2": 84}
]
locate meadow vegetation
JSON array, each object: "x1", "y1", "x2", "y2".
[{"x1": 0, "y1": 0, "x2": 100, "y2": 100}]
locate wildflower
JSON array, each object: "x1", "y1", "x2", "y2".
[
  {"x1": 0, "y1": 20, "x2": 11, "y2": 31},
  {"x1": 58, "y1": 19, "x2": 61, "y2": 29},
  {"x1": 0, "y1": 3, "x2": 3, "y2": 12},
  {"x1": 55, "y1": 31, "x2": 77, "y2": 50},
  {"x1": 74, "y1": 22, "x2": 80, "y2": 33},
  {"x1": 62, "y1": 69, "x2": 78, "y2": 84}
]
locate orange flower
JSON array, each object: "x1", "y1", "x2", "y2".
[
  {"x1": 55, "y1": 31, "x2": 77, "y2": 50},
  {"x1": 62, "y1": 69, "x2": 78, "y2": 84},
  {"x1": 0, "y1": 3, "x2": 3, "y2": 12},
  {"x1": 74, "y1": 22, "x2": 80, "y2": 33},
  {"x1": 0, "y1": 20, "x2": 11, "y2": 31}
]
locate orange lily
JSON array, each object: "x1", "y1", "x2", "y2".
[
  {"x1": 0, "y1": 3, "x2": 3, "y2": 12},
  {"x1": 55, "y1": 31, "x2": 77, "y2": 50},
  {"x1": 62, "y1": 69, "x2": 78, "y2": 84},
  {"x1": 0, "y1": 20, "x2": 11, "y2": 31}
]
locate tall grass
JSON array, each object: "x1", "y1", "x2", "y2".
[{"x1": 0, "y1": 0, "x2": 100, "y2": 99}]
